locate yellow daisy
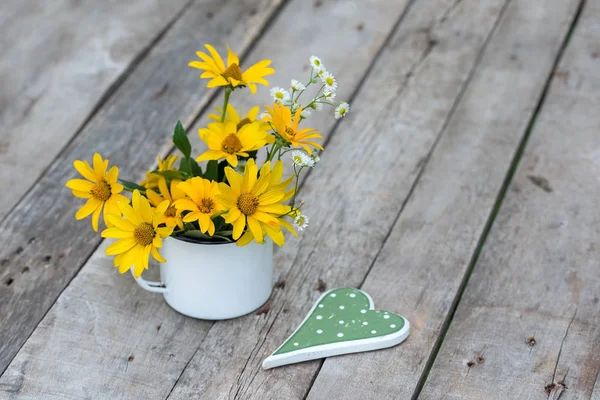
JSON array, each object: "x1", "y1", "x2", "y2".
[
  {"x1": 216, "y1": 159, "x2": 293, "y2": 246},
  {"x1": 66, "y1": 153, "x2": 129, "y2": 232},
  {"x1": 264, "y1": 102, "x2": 324, "y2": 154},
  {"x1": 174, "y1": 177, "x2": 223, "y2": 236},
  {"x1": 102, "y1": 190, "x2": 173, "y2": 278},
  {"x1": 146, "y1": 176, "x2": 186, "y2": 229},
  {"x1": 140, "y1": 155, "x2": 179, "y2": 189},
  {"x1": 189, "y1": 44, "x2": 274, "y2": 93},
  {"x1": 208, "y1": 104, "x2": 262, "y2": 128},
  {"x1": 196, "y1": 120, "x2": 271, "y2": 167}
]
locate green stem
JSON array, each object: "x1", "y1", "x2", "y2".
[{"x1": 221, "y1": 87, "x2": 232, "y2": 122}]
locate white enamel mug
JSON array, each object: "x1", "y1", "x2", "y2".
[{"x1": 131, "y1": 236, "x2": 273, "y2": 320}]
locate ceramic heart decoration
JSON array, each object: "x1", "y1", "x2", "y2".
[{"x1": 262, "y1": 288, "x2": 410, "y2": 369}]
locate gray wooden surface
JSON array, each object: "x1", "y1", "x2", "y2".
[
  {"x1": 418, "y1": 0, "x2": 600, "y2": 398},
  {"x1": 0, "y1": 0, "x2": 598, "y2": 398},
  {"x1": 0, "y1": 0, "x2": 191, "y2": 220}
]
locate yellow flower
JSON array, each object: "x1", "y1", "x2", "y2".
[
  {"x1": 216, "y1": 159, "x2": 294, "y2": 246},
  {"x1": 140, "y1": 155, "x2": 179, "y2": 189},
  {"x1": 196, "y1": 120, "x2": 271, "y2": 167},
  {"x1": 264, "y1": 102, "x2": 324, "y2": 154},
  {"x1": 209, "y1": 104, "x2": 262, "y2": 127},
  {"x1": 102, "y1": 190, "x2": 173, "y2": 278},
  {"x1": 66, "y1": 153, "x2": 129, "y2": 232},
  {"x1": 146, "y1": 176, "x2": 186, "y2": 229},
  {"x1": 174, "y1": 177, "x2": 224, "y2": 236},
  {"x1": 189, "y1": 44, "x2": 274, "y2": 93}
]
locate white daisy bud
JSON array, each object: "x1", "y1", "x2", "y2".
[
  {"x1": 291, "y1": 150, "x2": 315, "y2": 168},
  {"x1": 259, "y1": 111, "x2": 270, "y2": 120},
  {"x1": 291, "y1": 79, "x2": 306, "y2": 91},
  {"x1": 309, "y1": 56, "x2": 325, "y2": 71},
  {"x1": 323, "y1": 90, "x2": 336, "y2": 101},
  {"x1": 334, "y1": 102, "x2": 350, "y2": 119},
  {"x1": 270, "y1": 87, "x2": 291, "y2": 103},
  {"x1": 320, "y1": 71, "x2": 337, "y2": 92},
  {"x1": 294, "y1": 214, "x2": 310, "y2": 231}
]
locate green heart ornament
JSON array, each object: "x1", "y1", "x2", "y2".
[{"x1": 262, "y1": 288, "x2": 410, "y2": 369}]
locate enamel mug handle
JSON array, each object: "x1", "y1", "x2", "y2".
[{"x1": 131, "y1": 268, "x2": 168, "y2": 293}]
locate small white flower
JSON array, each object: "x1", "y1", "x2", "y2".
[
  {"x1": 291, "y1": 150, "x2": 315, "y2": 168},
  {"x1": 323, "y1": 90, "x2": 336, "y2": 101},
  {"x1": 294, "y1": 214, "x2": 310, "y2": 231},
  {"x1": 259, "y1": 111, "x2": 270, "y2": 120},
  {"x1": 270, "y1": 87, "x2": 291, "y2": 103},
  {"x1": 309, "y1": 56, "x2": 325, "y2": 71},
  {"x1": 335, "y1": 102, "x2": 350, "y2": 119},
  {"x1": 313, "y1": 65, "x2": 327, "y2": 77},
  {"x1": 300, "y1": 108, "x2": 312, "y2": 118},
  {"x1": 311, "y1": 151, "x2": 321, "y2": 164},
  {"x1": 321, "y1": 71, "x2": 338, "y2": 92},
  {"x1": 291, "y1": 79, "x2": 306, "y2": 91},
  {"x1": 310, "y1": 101, "x2": 323, "y2": 111}
]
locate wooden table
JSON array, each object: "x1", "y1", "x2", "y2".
[{"x1": 1, "y1": 0, "x2": 598, "y2": 398}]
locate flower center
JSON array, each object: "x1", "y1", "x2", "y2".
[
  {"x1": 285, "y1": 126, "x2": 296, "y2": 139},
  {"x1": 221, "y1": 133, "x2": 243, "y2": 154},
  {"x1": 133, "y1": 222, "x2": 155, "y2": 246},
  {"x1": 90, "y1": 180, "x2": 111, "y2": 201},
  {"x1": 198, "y1": 198, "x2": 214, "y2": 214},
  {"x1": 236, "y1": 117, "x2": 251, "y2": 130},
  {"x1": 221, "y1": 63, "x2": 243, "y2": 81},
  {"x1": 237, "y1": 193, "x2": 259, "y2": 215},
  {"x1": 164, "y1": 206, "x2": 177, "y2": 217}
]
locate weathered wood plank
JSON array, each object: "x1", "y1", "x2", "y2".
[
  {"x1": 0, "y1": 0, "x2": 191, "y2": 220},
  {"x1": 166, "y1": 0, "x2": 519, "y2": 398},
  {"x1": 305, "y1": 0, "x2": 584, "y2": 398},
  {"x1": 0, "y1": 0, "x2": 283, "y2": 377},
  {"x1": 0, "y1": 0, "x2": 416, "y2": 398},
  {"x1": 418, "y1": 1, "x2": 600, "y2": 399}
]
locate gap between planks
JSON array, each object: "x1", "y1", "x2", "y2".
[
  {"x1": 410, "y1": 0, "x2": 587, "y2": 397},
  {"x1": 0, "y1": 0, "x2": 194, "y2": 224}
]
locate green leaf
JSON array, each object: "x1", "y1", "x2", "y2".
[
  {"x1": 173, "y1": 121, "x2": 191, "y2": 159},
  {"x1": 217, "y1": 160, "x2": 228, "y2": 182},
  {"x1": 204, "y1": 160, "x2": 219, "y2": 181},
  {"x1": 118, "y1": 179, "x2": 146, "y2": 192},
  {"x1": 179, "y1": 157, "x2": 190, "y2": 176},
  {"x1": 191, "y1": 159, "x2": 203, "y2": 177},
  {"x1": 182, "y1": 230, "x2": 212, "y2": 240}
]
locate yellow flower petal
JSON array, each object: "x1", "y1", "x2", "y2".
[
  {"x1": 75, "y1": 198, "x2": 101, "y2": 220},
  {"x1": 106, "y1": 237, "x2": 136, "y2": 255}
]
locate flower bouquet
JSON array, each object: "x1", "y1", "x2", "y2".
[{"x1": 65, "y1": 45, "x2": 350, "y2": 319}]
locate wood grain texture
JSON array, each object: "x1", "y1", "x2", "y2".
[
  {"x1": 0, "y1": 0, "x2": 411, "y2": 397},
  {"x1": 167, "y1": 0, "x2": 519, "y2": 398},
  {"x1": 418, "y1": 1, "x2": 600, "y2": 399},
  {"x1": 306, "y1": 0, "x2": 584, "y2": 398},
  {"x1": 0, "y1": 0, "x2": 191, "y2": 220},
  {"x1": 0, "y1": 0, "x2": 283, "y2": 378}
]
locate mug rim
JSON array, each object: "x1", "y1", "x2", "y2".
[{"x1": 170, "y1": 234, "x2": 234, "y2": 246}]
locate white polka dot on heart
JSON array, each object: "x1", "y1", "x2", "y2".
[
  {"x1": 294, "y1": 342, "x2": 299, "y2": 346},
  {"x1": 360, "y1": 310, "x2": 367, "y2": 314},
  {"x1": 362, "y1": 322, "x2": 368, "y2": 325},
  {"x1": 384, "y1": 315, "x2": 390, "y2": 319},
  {"x1": 390, "y1": 324, "x2": 396, "y2": 328},
  {"x1": 337, "y1": 333, "x2": 344, "y2": 338},
  {"x1": 339, "y1": 320, "x2": 344, "y2": 324},
  {"x1": 317, "y1": 329, "x2": 323, "y2": 334},
  {"x1": 316, "y1": 315, "x2": 322, "y2": 320},
  {"x1": 318, "y1": 304, "x2": 324, "y2": 308},
  {"x1": 339, "y1": 306, "x2": 345, "y2": 310},
  {"x1": 330, "y1": 293, "x2": 337, "y2": 297},
  {"x1": 371, "y1": 330, "x2": 377, "y2": 334},
  {"x1": 349, "y1": 293, "x2": 356, "y2": 298}
]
